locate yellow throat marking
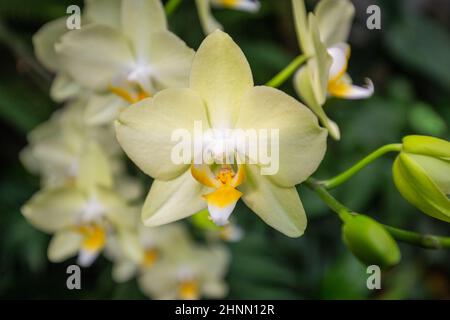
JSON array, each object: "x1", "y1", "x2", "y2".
[
  {"x1": 191, "y1": 164, "x2": 245, "y2": 208},
  {"x1": 76, "y1": 223, "x2": 106, "y2": 252},
  {"x1": 109, "y1": 85, "x2": 151, "y2": 104},
  {"x1": 178, "y1": 279, "x2": 199, "y2": 300},
  {"x1": 142, "y1": 247, "x2": 158, "y2": 267}
]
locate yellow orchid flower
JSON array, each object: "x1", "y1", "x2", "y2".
[
  {"x1": 116, "y1": 30, "x2": 327, "y2": 237},
  {"x1": 292, "y1": 0, "x2": 373, "y2": 140},
  {"x1": 108, "y1": 222, "x2": 195, "y2": 283},
  {"x1": 21, "y1": 139, "x2": 135, "y2": 267},
  {"x1": 33, "y1": 0, "x2": 124, "y2": 102},
  {"x1": 20, "y1": 100, "x2": 121, "y2": 188},
  {"x1": 55, "y1": 0, "x2": 194, "y2": 102},
  {"x1": 138, "y1": 244, "x2": 230, "y2": 299},
  {"x1": 196, "y1": 0, "x2": 260, "y2": 34}
]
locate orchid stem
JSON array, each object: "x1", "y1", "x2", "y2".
[
  {"x1": 165, "y1": 0, "x2": 183, "y2": 16},
  {"x1": 320, "y1": 143, "x2": 402, "y2": 190},
  {"x1": 305, "y1": 178, "x2": 450, "y2": 249},
  {"x1": 305, "y1": 178, "x2": 354, "y2": 223},
  {"x1": 265, "y1": 54, "x2": 308, "y2": 88}
]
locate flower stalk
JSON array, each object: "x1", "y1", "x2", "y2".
[
  {"x1": 305, "y1": 178, "x2": 450, "y2": 249},
  {"x1": 265, "y1": 54, "x2": 309, "y2": 88},
  {"x1": 165, "y1": 0, "x2": 183, "y2": 16},
  {"x1": 320, "y1": 143, "x2": 402, "y2": 189}
]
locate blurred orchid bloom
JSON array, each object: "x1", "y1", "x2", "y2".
[
  {"x1": 20, "y1": 100, "x2": 125, "y2": 188},
  {"x1": 55, "y1": 0, "x2": 194, "y2": 103},
  {"x1": 116, "y1": 30, "x2": 327, "y2": 237},
  {"x1": 107, "y1": 223, "x2": 195, "y2": 283},
  {"x1": 292, "y1": 0, "x2": 374, "y2": 140},
  {"x1": 138, "y1": 243, "x2": 230, "y2": 299},
  {"x1": 33, "y1": 0, "x2": 133, "y2": 125},
  {"x1": 196, "y1": 0, "x2": 260, "y2": 34},
  {"x1": 21, "y1": 141, "x2": 135, "y2": 267},
  {"x1": 33, "y1": 0, "x2": 124, "y2": 102}
]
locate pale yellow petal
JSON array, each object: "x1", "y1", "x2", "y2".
[
  {"x1": 145, "y1": 31, "x2": 195, "y2": 90},
  {"x1": 84, "y1": 0, "x2": 121, "y2": 28},
  {"x1": 21, "y1": 187, "x2": 85, "y2": 233},
  {"x1": 294, "y1": 66, "x2": 340, "y2": 140},
  {"x1": 190, "y1": 30, "x2": 253, "y2": 128},
  {"x1": 48, "y1": 230, "x2": 83, "y2": 262},
  {"x1": 76, "y1": 142, "x2": 113, "y2": 192},
  {"x1": 33, "y1": 17, "x2": 67, "y2": 72},
  {"x1": 50, "y1": 73, "x2": 82, "y2": 103},
  {"x1": 121, "y1": 0, "x2": 167, "y2": 60},
  {"x1": 315, "y1": 0, "x2": 355, "y2": 46},
  {"x1": 112, "y1": 259, "x2": 138, "y2": 283},
  {"x1": 116, "y1": 88, "x2": 209, "y2": 180},
  {"x1": 55, "y1": 24, "x2": 134, "y2": 90},
  {"x1": 142, "y1": 170, "x2": 209, "y2": 226},
  {"x1": 240, "y1": 165, "x2": 307, "y2": 237},
  {"x1": 235, "y1": 86, "x2": 327, "y2": 187}
]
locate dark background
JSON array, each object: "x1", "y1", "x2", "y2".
[{"x1": 0, "y1": 0, "x2": 449, "y2": 299}]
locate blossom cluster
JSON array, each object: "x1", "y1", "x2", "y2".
[
  {"x1": 20, "y1": 0, "x2": 253, "y2": 299},
  {"x1": 20, "y1": 0, "x2": 449, "y2": 299}
]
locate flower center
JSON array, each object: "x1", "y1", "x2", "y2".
[
  {"x1": 77, "y1": 223, "x2": 106, "y2": 252},
  {"x1": 142, "y1": 247, "x2": 158, "y2": 267},
  {"x1": 202, "y1": 129, "x2": 237, "y2": 163},
  {"x1": 191, "y1": 164, "x2": 245, "y2": 226},
  {"x1": 178, "y1": 279, "x2": 199, "y2": 300},
  {"x1": 109, "y1": 84, "x2": 151, "y2": 104},
  {"x1": 81, "y1": 196, "x2": 105, "y2": 222}
]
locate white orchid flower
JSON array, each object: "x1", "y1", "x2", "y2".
[
  {"x1": 292, "y1": 0, "x2": 374, "y2": 140},
  {"x1": 55, "y1": 0, "x2": 194, "y2": 103},
  {"x1": 138, "y1": 244, "x2": 230, "y2": 299},
  {"x1": 116, "y1": 30, "x2": 327, "y2": 237},
  {"x1": 196, "y1": 0, "x2": 261, "y2": 34}
]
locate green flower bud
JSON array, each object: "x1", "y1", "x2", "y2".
[
  {"x1": 342, "y1": 215, "x2": 401, "y2": 268},
  {"x1": 393, "y1": 135, "x2": 450, "y2": 223}
]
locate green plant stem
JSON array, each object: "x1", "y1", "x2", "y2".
[
  {"x1": 383, "y1": 226, "x2": 450, "y2": 249},
  {"x1": 265, "y1": 54, "x2": 308, "y2": 88},
  {"x1": 321, "y1": 143, "x2": 403, "y2": 189},
  {"x1": 165, "y1": 0, "x2": 183, "y2": 16},
  {"x1": 305, "y1": 178, "x2": 450, "y2": 249},
  {"x1": 305, "y1": 179, "x2": 354, "y2": 223}
]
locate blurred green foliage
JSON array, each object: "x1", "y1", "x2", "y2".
[{"x1": 0, "y1": 0, "x2": 449, "y2": 299}]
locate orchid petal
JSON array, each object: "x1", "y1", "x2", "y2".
[
  {"x1": 240, "y1": 165, "x2": 307, "y2": 237},
  {"x1": 236, "y1": 86, "x2": 327, "y2": 186},
  {"x1": 56, "y1": 24, "x2": 134, "y2": 90},
  {"x1": 142, "y1": 170, "x2": 210, "y2": 226},
  {"x1": 116, "y1": 88, "x2": 209, "y2": 180},
  {"x1": 190, "y1": 30, "x2": 253, "y2": 128}
]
